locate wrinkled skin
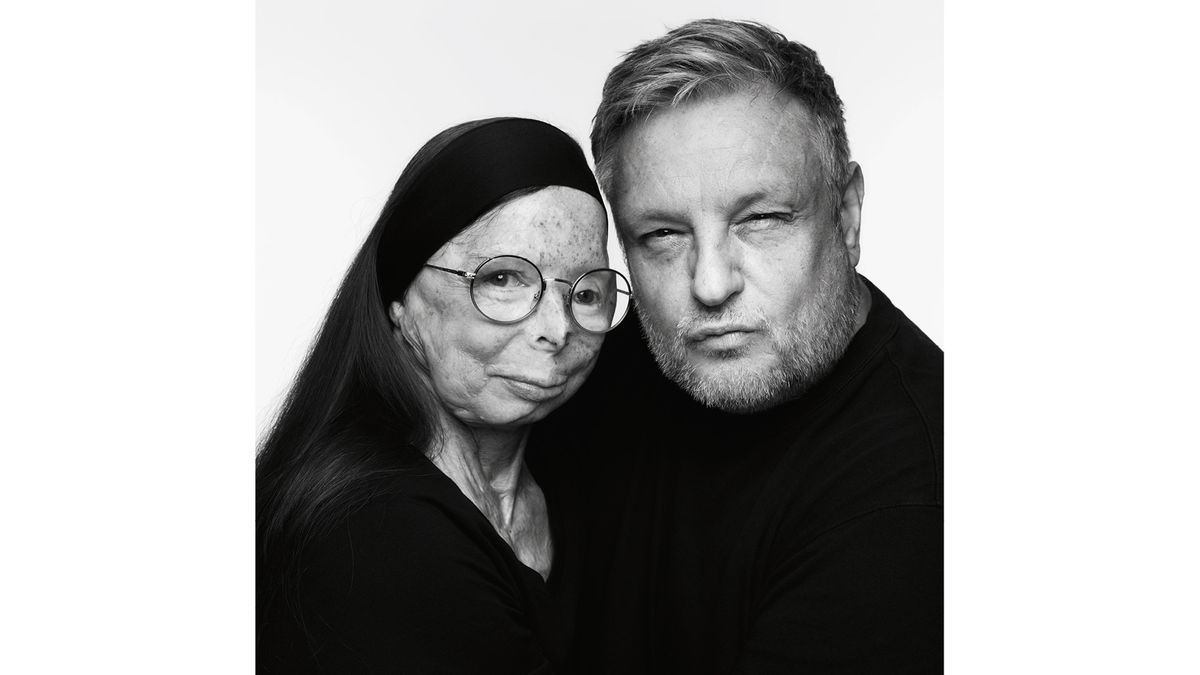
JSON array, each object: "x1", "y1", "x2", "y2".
[
  {"x1": 392, "y1": 185, "x2": 608, "y2": 430},
  {"x1": 610, "y1": 86, "x2": 868, "y2": 412},
  {"x1": 388, "y1": 185, "x2": 609, "y2": 578}
]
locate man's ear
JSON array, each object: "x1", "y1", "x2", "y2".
[{"x1": 837, "y1": 162, "x2": 865, "y2": 268}]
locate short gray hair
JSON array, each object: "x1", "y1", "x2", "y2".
[{"x1": 591, "y1": 19, "x2": 851, "y2": 212}]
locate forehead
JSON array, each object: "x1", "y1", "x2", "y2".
[
  {"x1": 444, "y1": 186, "x2": 607, "y2": 269},
  {"x1": 613, "y1": 88, "x2": 825, "y2": 214}
]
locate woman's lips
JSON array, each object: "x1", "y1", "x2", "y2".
[
  {"x1": 489, "y1": 369, "x2": 572, "y2": 402},
  {"x1": 498, "y1": 376, "x2": 568, "y2": 402}
]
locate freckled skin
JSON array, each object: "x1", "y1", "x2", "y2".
[{"x1": 395, "y1": 186, "x2": 608, "y2": 429}]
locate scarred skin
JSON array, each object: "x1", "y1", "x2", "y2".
[
  {"x1": 396, "y1": 185, "x2": 607, "y2": 429},
  {"x1": 388, "y1": 185, "x2": 609, "y2": 577}
]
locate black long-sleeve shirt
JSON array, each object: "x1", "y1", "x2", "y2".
[
  {"x1": 530, "y1": 277, "x2": 943, "y2": 674},
  {"x1": 257, "y1": 447, "x2": 581, "y2": 674}
]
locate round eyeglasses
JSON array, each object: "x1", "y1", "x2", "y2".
[{"x1": 424, "y1": 255, "x2": 632, "y2": 334}]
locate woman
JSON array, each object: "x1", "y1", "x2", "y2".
[{"x1": 257, "y1": 118, "x2": 630, "y2": 673}]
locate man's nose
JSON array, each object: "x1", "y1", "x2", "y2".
[{"x1": 690, "y1": 236, "x2": 743, "y2": 307}]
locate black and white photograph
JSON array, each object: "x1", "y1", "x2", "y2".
[
  {"x1": 4, "y1": 1, "x2": 1198, "y2": 673},
  {"x1": 255, "y1": 2, "x2": 942, "y2": 672}
]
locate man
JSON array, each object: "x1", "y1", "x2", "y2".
[{"x1": 532, "y1": 18, "x2": 942, "y2": 674}]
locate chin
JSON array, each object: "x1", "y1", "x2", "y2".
[
  {"x1": 473, "y1": 374, "x2": 590, "y2": 428},
  {"x1": 685, "y1": 368, "x2": 788, "y2": 413},
  {"x1": 479, "y1": 399, "x2": 558, "y2": 429},
  {"x1": 669, "y1": 349, "x2": 797, "y2": 414}
]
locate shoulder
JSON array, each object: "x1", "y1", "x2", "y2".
[
  {"x1": 762, "y1": 301, "x2": 943, "y2": 545},
  {"x1": 863, "y1": 280, "x2": 943, "y2": 437},
  {"x1": 882, "y1": 305, "x2": 943, "y2": 440},
  {"x1": 833, "y1": 294, "x2": 943, "y2": 497},
  {"x1": 300, "y1": 489, "x2": 509, "y2": 593},
  {"x1": 259, "y1": 490, "x2": 549, "y2": 673},
  {"x1": 828, "y1": 352, "x2": 942, "y2": 503}
]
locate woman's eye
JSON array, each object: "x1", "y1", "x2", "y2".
[
  {"x1": 479, "y1": 270, "x2": 527, "y2": 287},
  {"x1": 574, "y1": 289, "x2": 599, "y2": 305}
]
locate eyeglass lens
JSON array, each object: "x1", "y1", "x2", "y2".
[{"x1": 470, "y1": 256, "x2": 630, "y2": 332}]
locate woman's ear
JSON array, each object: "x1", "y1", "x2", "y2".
[
  {"x1": 388, "y1": 301, "x2": 405, "y2": 328},
  {"x1": 390, "y1": 300, "x2": 429, "y2": 369}
]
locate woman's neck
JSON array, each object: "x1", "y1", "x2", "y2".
[
  {"x1": 431, "y1": 420, "x2": 529, "y2": 530},
  {"x1": 428, "y1": 414, "x2": 553, "y2": 578},
  {"x1": 472, "y1": 426, "x2": 529, "y2": 495}
]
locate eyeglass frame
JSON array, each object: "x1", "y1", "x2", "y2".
[{"x1": 423, "y1": 254, "x2": 633, "y2": 334}]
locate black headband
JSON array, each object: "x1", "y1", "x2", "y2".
[{"x1": 377, "y1": 118, "x2": 604, "y2": 302}]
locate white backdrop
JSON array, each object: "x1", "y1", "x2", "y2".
[
  {"x1": 257, "y1": 0, "x2": 943, "y2": 433},
  {"x1": 10, "y1": 2, "x2": 1199, "y2": 671}
]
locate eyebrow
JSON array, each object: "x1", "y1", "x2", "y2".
[
  {"x1": 622, "y1": 208, "x2": 690, "y2": 226},
  {"x1": 729, "y1": 189, "x2": 776, "y2": 214},
  {"x1": 624, "y1": 188, "x2": 800, "y2": 225},
  {"x1": 457, "y1": 254, "x2": 607, "y2": 277}
]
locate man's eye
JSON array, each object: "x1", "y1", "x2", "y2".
[
  {"x1": 744, "y1": 212, "x2": 792, "y2": 224},
  {"x1": 641, "y1": 228, "x2": 678, "y2": 241}
]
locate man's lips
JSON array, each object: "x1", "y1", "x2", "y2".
[
  {"x1": 682, "y1": 323, "x2": 761, "y2": 353},
  {"x1": 684, "y1": 323, "x2": 759, "y2": 343}
]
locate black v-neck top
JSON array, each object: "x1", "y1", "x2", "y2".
[
  {"x1": 257, "y1": 447, "x2": 579, "y2": 674},
  {"x1": 529, "y1": 277, "x2": 943, "y2": 674}
]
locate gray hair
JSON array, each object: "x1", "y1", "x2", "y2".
[{"x1": 591, "y1": 19, "x2": 851, "y2": 213}]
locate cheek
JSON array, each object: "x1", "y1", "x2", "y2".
[
  {"x1": 563, "y1": 333, "x2": 604, "y2": 377},
  {"x1": 428, "y1": 329, "x2": 512, "y2": 399},
  {"x1": 525, "y1": 334, "x2": 605, "y2": 420},
  {"x1": 413, "y1": 296, "x2": 514, "y2": 406},
  {"x1": 629, "y1": 255, "x2": 688, "y2": 328},
  {"x1": 442, "y1": 331, "x2": 602, "y2": 426},
  {"x1": 743, "y1": 237, "x2": 828, "y2": 313}
]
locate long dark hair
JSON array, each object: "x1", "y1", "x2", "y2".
[{"x1": 256, "y1": 119, "x2": 502, "y2": 619}]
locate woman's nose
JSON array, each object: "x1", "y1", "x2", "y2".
[{"x1": 528, "y1": 284, "x2": 573, "y2": 349}]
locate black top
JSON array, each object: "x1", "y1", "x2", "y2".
[
  {"x1": 377, "y1": 117, "x2": 604, "y2": 300},
  {"x1": 530, "y1": 277, "x2": 943, "y2": 674},
  {"x1": 257, "y1": 447, "x2": 580, "y2": 674}
]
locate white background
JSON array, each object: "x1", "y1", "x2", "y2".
[
  {"x1": 3, "y1": 1, "x2": 1198, "y2": 673},
  {"x1": 257, "y1": 0, "x2": 944, "y2": 433}
]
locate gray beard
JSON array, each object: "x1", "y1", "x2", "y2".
[{"x1": 638, "y1": 261, "x2": 862, "y2": 414}]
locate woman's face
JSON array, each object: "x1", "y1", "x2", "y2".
[{"x1": 392, "y1": 186, "x2": 608, "y2": 430}]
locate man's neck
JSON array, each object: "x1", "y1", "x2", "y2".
[{"x1": 852, "y1": 274, "x2": 873, "y2": 336}]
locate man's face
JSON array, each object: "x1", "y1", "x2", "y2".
[{"x1": 610, "y1": 86, "x2": 865, "y2": 413}]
